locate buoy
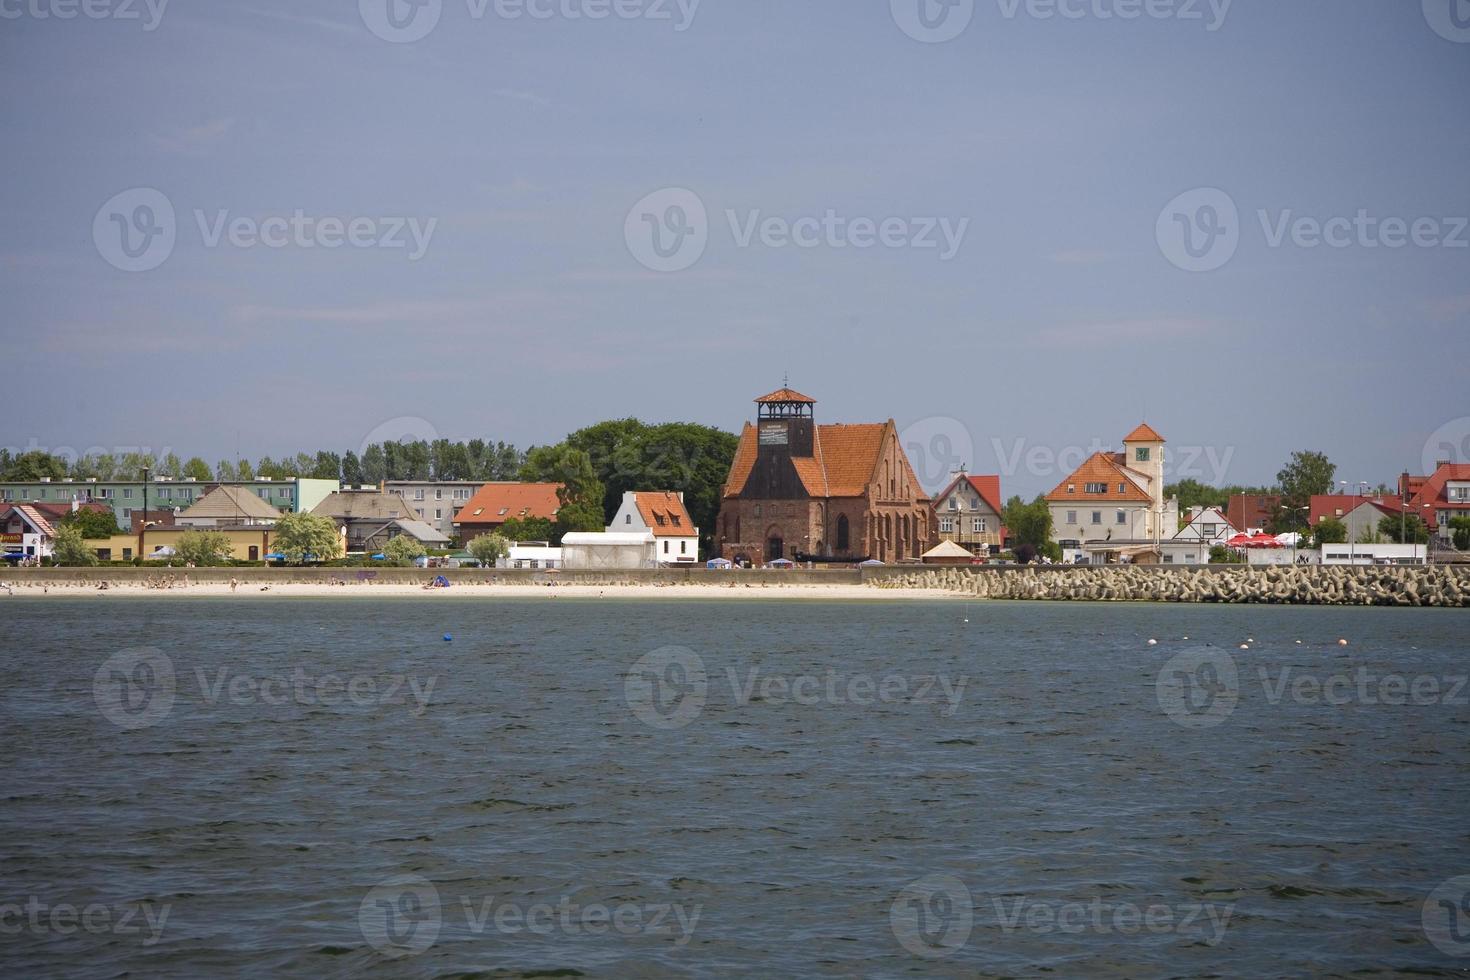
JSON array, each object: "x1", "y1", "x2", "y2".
[
  {"x1": 443, "y1": 634, "x2": 453, "y2": 642},
  {"x1": 1182, "y1": 636, "x2": 1189, "y2": 640},
  {"x1": 1147, "y1": 639, "x2": 1157, "y2": 646},
  {"x1": 1295, "y1": 640, "x2": 1302, "y2": 645},
  {"x1": 1338, "y1": 638, "x2": 1348, "y2": 646},
  {"x1": 1239, "y1": 644, "x2": 1250, "y2": 650}
]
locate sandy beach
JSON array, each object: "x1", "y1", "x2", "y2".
[{"x1": 1, "y1": 579, "x2": 957, "y2": 601}]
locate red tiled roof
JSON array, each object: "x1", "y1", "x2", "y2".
[
  {"x1": 9, "y1": 504, "x2": 56, "y2": 538},
  {"x1": 1406, "y1": 463, "x2": 1470, "y2": 529},
  {"x1": 453, "y1": 483, "x2": 563, "y2": 526},
  {"x1": 1122, "y1": 422, "x2": 1165, "y2": 443},
  {"x1": 632, "y1": 491, "x2": 695, "y2": 537},
  {"x1": 723, "y1": 421, "x2": 912, "y2": 500},
  {"x1": 1045, "y1": 452, "x2": 1151, "y2": 503},
  {"x1": 936, "y1": 474, "x2": 1003, "y2": 515},
  {"x1": 755, "y1": 387, "x2": 816, "y2": 404}
]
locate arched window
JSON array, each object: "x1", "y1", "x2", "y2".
[{"x1": 836, "y1": 514, "x2": 850, "y2": 551}]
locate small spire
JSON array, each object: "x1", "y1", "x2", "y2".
[{"x1": 782, "y1": 371, "x2": 789, "y2": 388}]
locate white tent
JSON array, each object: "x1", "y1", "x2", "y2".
[
  {"x1": 561, "y1": 531, "x2": 656, "y2": 570},
  {"x1": 920, "y1": 540, "x2": 974, "y2": 563}
]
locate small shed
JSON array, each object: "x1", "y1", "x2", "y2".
[{"x1": 921, "y1": 540, "x2": 976, "y2": 566}]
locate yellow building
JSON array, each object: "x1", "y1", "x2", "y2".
[{"x1": 87, "y1": 526, "x2": 277, "y2": 563}]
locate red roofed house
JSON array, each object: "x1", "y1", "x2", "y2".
[
  {"x1": 609, "y1": 490, "x2": 700, "y2": 564},
  {"x1": 714, "y1": 387, "x2": 935, "y2": 565},
  {"x1": 1401, "y1": 461, "x2": 1470, "y2": 549},
  {"x1": 452, "y1": 482, "x2": 563, "y2": 543},
  {"x1": 1046, "y1": 423, "x2": 1179, "y2": 557},
  {"x1": 932, "y1": 471, "x2": 1004, "y2": 557},
  {"x1": 0, "y1": 503, "x2": 59, "y2": 559}
]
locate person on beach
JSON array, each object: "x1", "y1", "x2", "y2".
[{"x1": 230, "y1": 578, "x2": 237, "y2": 593}]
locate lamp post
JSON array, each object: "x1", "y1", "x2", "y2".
[
  {"x1": 1340, "y1": 480, "x2": 1368, "y2": 566},
  {"x1": 1287, "y1": 505, "x2": 1310, "y2": 564},
  {"x1": 138, "y1": 466, "x2": 150, "y2": 561}
]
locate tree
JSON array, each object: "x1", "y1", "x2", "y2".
[
  {"x1": 1379, "y1": 514, "x2": 1429, "y2": 544},
  {"x1": 1449, "y1": 516, "x2": 1470, "y2": 551},
  {"x1": 1166, "y1": 479, "x2": 1228, "y2": 513},
  {"x1": 216, "y1": 459, "x2": 238, "y2": 482},
  {"x1": 59, "y1": 508, "x2": 121, "y2": 539},
  {"x1": 467, "y1": 533, "x2": 510, "y2": 567},
  {"x1": 1314, "y1": 518, "x2": 1347, "y2": 546},
  {"x1": 520, "y1": 445, "x2": 606, "y2": 538},
  {"x1": 271, "y1": 512, "x2": 342, "y2": 564},
  {"x1": 1275, "y1": 451, "x2": 1336, "y2": 532},
  {"x1": 174, "y1": 530, "x2": 234, "y2": 565},
  {"x1": 383, "y1": 534, "x2": 426, "y2": 566},
  {"x1": 182, "y1": 457, "x2": 213, "y2": 481},
  {"x1": 498, "y1": 516, "x2": 556, "y2": 542},
  {"x1": 235, "y1": 459, "x2": 255, "y2": 481},
  {"x1": 1001, "y1": 495, "x2": 1054, "y2": 562},
  {"x1": 1209, "y1": 545, "x2": 1243, "y2": 564},
  {"x1": 52, "y1": 525, "x2": 98, "y2": 566},
  {"x1": 1356, "y1": 524, "x2": 1383, "y2": 544},
  {"x1": 341, "y1": 451, "x2": 364, "y2": 487},
  {"x1": 6, "y1": 450, "x2": 67, "y2": 481}
]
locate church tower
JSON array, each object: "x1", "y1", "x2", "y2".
[{"x1": 741, "y1": 386, "x2": 817, "y2": 500}]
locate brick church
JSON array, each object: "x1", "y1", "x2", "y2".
[{"x1": 715, "y1": 387, "x2": 937, "y2": 565}]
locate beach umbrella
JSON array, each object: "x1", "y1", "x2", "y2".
[
  {"x1": 858, "y1": 559, "x2": 885, "y2": 567},
  {"x1": 768, "y1": 558, "x2": 795, "y2": 568},
  {"x1": 706, "y1": 558, "x2": 732, "y2": 568},
  {"x1": 370, "y1": 553, "x2": 386, "y2": 560},
  {"x1": 264, "y1": 552, "x2": 286, "y2": 561}
]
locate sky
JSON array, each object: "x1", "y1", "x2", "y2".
[{"x1": 2, "y1": 0, "x2": 1467, "y2": 500}]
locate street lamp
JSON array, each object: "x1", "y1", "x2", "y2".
[
  {"x1": 1286, "y1": 505, "x2": 1310, "y2": 564},
  {"x1": 1340, "y1": 480, "x2": 1369, "y2": 566}
]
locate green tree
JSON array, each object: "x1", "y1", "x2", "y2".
[
  {"x1": 1166, "y1": 479, "x2": 1228, "y2": 512},
  {"x1": 1274, "y1": 451, "x2": 1336, "y2": 532},
  {"x1": 1378, "y1": 514, "x2": 1429, "y2": 544},
  {"x1": 235, "y1": 459, "x2": 255, "y2": 481},
  {"x1": 383, "y1": 534, "x2": 426, "y2": 566},
  {"x1": 271, "y1": 512, "x2": 342, "y2": 564},
  {"x1": 1209, "y1": 544, "x2": 1243, "y2": 564},
  {"x1": 52, "y1": 525, "x2": 98, "y2": 566},
  {"x1": 1449, "y1": 516, "x2": 1470, "y2": 551},
  {"x1": 58, "y1": 508, "x2": 121, "y2": 538},
  {"x1": 6, "y1": 450, "x2": 67, "y2": 481},
  {"x1": 498, "y1": 516, "x2": 556, "y2": 542},
  {"x1": 1356, "y1": 524, "x2": 1383, "y2": 544},
  {"x1": 520, "y1": 445, "x2": 606, "y2": 538},
  {"x1": 182, "y1": 457, "x2": 213, "y2": 481},
  {"x1": 1314, "y1": 518, "x2": 1347, "y2": 546},
  {"x1": 174, "y1": 530, "x2": 234, "y2": 565},
  {"x1": 467, "y1": 533, "x2": 510, "y2": 567},
  {"x1": 1001, "y1": 494, "x2": 1054, "y2": 563}
]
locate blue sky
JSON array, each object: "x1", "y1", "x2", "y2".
[{"x1": 2, "y1": 0, "x2": 1467, "y2": 498}]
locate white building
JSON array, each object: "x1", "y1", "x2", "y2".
[
  {"x1": 608, "y1": 490, "x2": 700, "y2": 565},
  {"x1": 1049, "y1": 423, "x2": 1179, "y2": 555},
  {"x1": 500, "y1": 542, "x2": 563, "y2": 569}
]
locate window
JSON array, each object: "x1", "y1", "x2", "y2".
[
  {"x1": 1204, "y1": 524, "x2": 1218, "y2": 536},
  {"x1": 940, "y1": 518, "x2": 954, "y2": 533},
  {"x1": 435, "y1": 509, "x2": 442, "y2": 520},
  {"x1": 1163, "y1": 554, "x2": 1173, "y2": 563},
  {"x1": 654, "y1": 513, "x2": 666, "y2": 526},
  {"x1": 1118, "y1": 483, "x2": 1127, "y2": 494},
  {"x1": 836, "y1": 514, "x2": 850, "y2": 551},
  {"x1": 1066, "y1": 484, "x2": 1075, "y2": 494},
  {"x1": 948, "y1": 498, "x2": 958, "y2": 510},
  {"x1": 414, "y1": 489, "x2": 424, "y2": 500},
  {"x1": 416, "y1": 508, "x2": 424, "y2": 518},
  {"x1": 1091, "y1": 511, "x2": 1102, "y2": 524},
  {"x1": 122, "y1": 489, "x2": 132, "y2": 499},
  {"x1": 121, "y1": 508, "x2": 131, "y2": 518},
  {"x1": 971, "y1": 497, "x2": 979, "y2": 509},
  {"x1": 122, "y1": 548, "x2": 132, "y2": 560},
  {"x1": 99, "y1": 488, "x2": 110, "y2": 498},
  {"x1": 1136, "y1": 448, "x2": 1150, "y2": 462},
  {"x1": 972, "y1": 517, "x2": 986, "y2": 533},
  {"x1": 663, "y1": 540, "x2": 669, "y2": 554},
  {"x1": 1067, "y1": 510, "x2": 1077, "y2": 524},
  {"x1": 680, "y1": 541, "x2": 687, "y2": 554},
  {"x1": 1116, "y1": 511, "x2": 1126, "y2": 525},
  {"x1": 158, "y1": 488, "x2": 170, "y2": 499},
  {"x1": 1085, "y1": 482, "x2": 1107, "y2": 494},
  {"x1": 671, "y1": 515, "x2": 681, "y2": 526},
  {"x1": 754, "y1": 505, "x2": 762, "y2": 517},
  {"x1": 259, "y1": 490, "x2": 269, "y2": 499},
  {"x1": 435, "y1": 489, "x2": 443, "y2": 500},
  {"x1": 625, "y1": 514, "x2": 632, "y2": 524}
]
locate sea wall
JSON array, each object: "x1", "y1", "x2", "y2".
[
  {"x1": 868, "y1": 564, "x2": 1470, "y2": 607},
  {"x1": 0, "y1": 566, "x2": 863, "y2": 588}
]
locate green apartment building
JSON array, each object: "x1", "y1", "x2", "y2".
[{"x1": 0, "y1": 477, "x2": 339, "y2": 530}]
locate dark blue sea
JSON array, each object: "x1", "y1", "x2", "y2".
[{"x1": 2, "y1": 598, "x2": 1467, "y2": 977}]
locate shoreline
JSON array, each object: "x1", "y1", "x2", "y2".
[{"x1": 0, "y1": 581, "x2": 956, "y2": 601}]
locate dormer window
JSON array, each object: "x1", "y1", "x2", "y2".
[
  {"x1": 1067, "y1": 484, "x2": 1076, "y2": 494},
  {"x1": 1085, "y1": 482, "x2": 1107, "y2": 494}
]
